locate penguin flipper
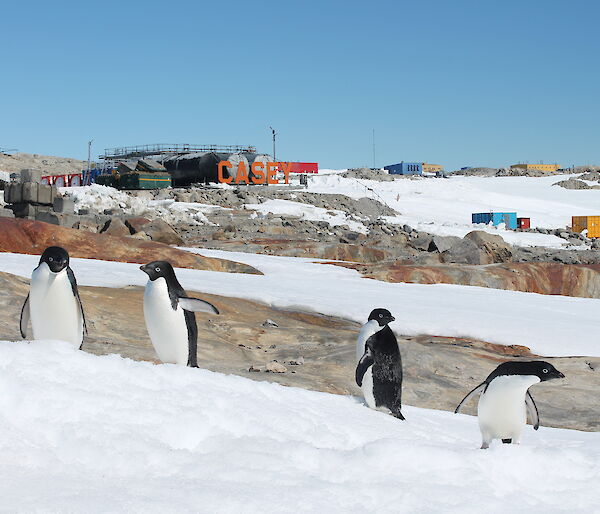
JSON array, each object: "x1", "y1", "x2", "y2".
[
  {"x1": 525, "y1": 391, "x2": 540, "y2": 430},
  {"x1": 454, "y1": 382, "x2": 486, "y2": 413},
  {"x1": 20, "y1": 294, "x2": 30, "y2": 338},
  {"x1": 355, "y1": 349, "x2": 374, "y2": 387},
  {"x1": 179, "y1": 297, "x2": 219, "y2": 315},
  {"x1": 67, "y1": 267, "x2": 87, "y2": 335}
]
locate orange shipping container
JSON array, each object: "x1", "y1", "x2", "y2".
[{"x1": 572, "y1": 216, "x2": 600, "y2": 238}]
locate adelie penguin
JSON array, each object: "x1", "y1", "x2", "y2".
[
  {"x1": 355, "y1": 308, "x2": 405, "y2": 420},
  {"x1": 141, "y1": 261, "x2": 219, "y2": 367},
  {"x1": 20, "y1": 246, "x2": 86, "y2": 348},
  {"x1": 455, "y1": 360, "x2": 565, "y2": 449}
]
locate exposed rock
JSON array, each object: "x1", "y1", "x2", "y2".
[
  {"x1": 553, "y1": 178, "x2": 591, "y2": 190},
  {"x1": 125, "y1": 217, "x2": 183, "y2": 245},
  {"x1": 335, "y1": 261, "x2": 600, "y2": 299},
  {"x1": 578, "y1": 171, "x2": 600, "y2": 181},
  {"x1": 0, "y1": 219, "x2": 261, "y2": 274},
  {"x1": 101, "y1": 218, "x2": 131, "y2": 237},
  {"x1": 265, "y1": 361, "x2": 288, "y2": 373},
  {"x1": 441, "y1": 238, "x2": 486, "y2": 265},
  {"x1": 410, "y1": 233, "x2": 434, "y2": 251},
  {"x1": 429, "y1": 235, "x2": 462, "y2": 253},
  {"x1": 464, "y1": 230, "x2": 512, "y2": 263},
  {"x1": 341, "y1": 168, "x2": 394, "y2": 181}
]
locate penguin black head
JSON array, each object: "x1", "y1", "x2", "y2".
[
  {"x1": 140, "y1": 261, "x2": 177, "y2": 282},
  {"x1": 492, "y1": 360, "x2": 565, "y2": 382},
  {"x1": 368, "y1": 308, "x2": 395, "y2": 327},
  {"x1": 39, "y1": 246, "x2": 70, "y2": 273}
]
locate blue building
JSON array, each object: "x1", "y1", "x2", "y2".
[
  {"x1": 472, "y1": 212, "x2": 517, "y2": 230},
  {"x1": 384, "y1": 162, "x2": 423, "y2": 175}
]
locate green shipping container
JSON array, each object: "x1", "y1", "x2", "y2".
[
  {"x1": 95, "y1": 174, "x2": 118, "y2": 188},
  {"x1": 118, "y1": 172, "x2": 172, "y2": 190}
]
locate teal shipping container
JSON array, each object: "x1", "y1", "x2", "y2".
[{"x1": 472, "y1": 212, "x2": 517, "y2": 229}]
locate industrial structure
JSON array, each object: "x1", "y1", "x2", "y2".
[
  {"x1": 510, "y1": 163, "x2": 560, "y2": 172},
  {"x1": 98, "y1": 144, "x2": 268, "y2": 186},
  {"x1": 384, "y1": 162, "x2": 423, "y2": 175}
]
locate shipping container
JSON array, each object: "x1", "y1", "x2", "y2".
[
  {"x1": 118, "y1": 172, "x2": 171, "y2": 190},
  {"x1": 517, "y1": 217, "x2": 530, "y2": 229},
  {"x1": 95, "y1": 174, "x2": 119, "y2": 188},
  {"x1": 572, "y1": 216, "x2": 600, "y2": 238},
  {"x1": 472, "y1": 212, "x2": 517, "y2": 229},
  {"x1": 288, "y1": 162, "x2": 319, "y2": 174}
]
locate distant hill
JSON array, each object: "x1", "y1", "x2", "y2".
[{"x1": 0, "y1": 152, "x2": 89, "y2": 176}]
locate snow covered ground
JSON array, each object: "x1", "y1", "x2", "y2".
[
  {"x1": 244, "y1": 199, "x2": 369, "y2": 233},
  {"x1": 303, "y1": 172, "x2": 599, "y2": 248},
  {"x1": 64, "y1": 185, "x2": 226, "y2": 225},
  {"x1": 1, "y1": 250, "x2": 599, "y2": 358},
  {"x1": 0, "y1": 340, "x2": 598, "y2": 513}
]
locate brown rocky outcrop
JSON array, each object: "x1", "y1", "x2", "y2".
[
  {"x1": 339, "y1": 261, "x2": 600, "y2": 298},
  {"x1": 0, "y1": 218, "x2": 260, "y2": 274},
  {"x1": 124, "y1": 217, "x2": 183, "y2": 245}
]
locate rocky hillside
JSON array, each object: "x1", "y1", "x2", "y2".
[{"x1": 0, "y1": 152, "x2": 88, "y2": 175}]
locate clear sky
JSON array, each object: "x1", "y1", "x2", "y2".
[{"x1": 1, "y1": 0, "x2": 598, "y2": 170}]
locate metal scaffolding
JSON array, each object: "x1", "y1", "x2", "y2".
[{"x1": 99, "y1": 143, "x2": 257, "y2": 161}]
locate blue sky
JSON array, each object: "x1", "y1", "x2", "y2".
[{"x1": 1, "y1": 0, "x2": 598, "y2": 170}]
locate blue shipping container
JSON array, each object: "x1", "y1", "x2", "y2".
[
  {"x1": 472, "y1": 212, "x2": 517, "y2": 229},
  {"x1": 384, "y1": 162, "x2": 423, "y2": 175}
]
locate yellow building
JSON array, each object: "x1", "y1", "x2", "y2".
[
  {"x1": 510, "y1": 163, "x2": 560, "y2": 172},
  {"x1": 422, "y1": 163, "x2": 444, "y2": 173}
]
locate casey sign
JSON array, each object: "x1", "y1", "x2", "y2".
[{"x1": 218, "y1": 161, "x2": 318, "y2": 185}]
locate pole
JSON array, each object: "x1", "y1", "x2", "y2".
[
  {"x1": 372, "y1": 129, "x2": 376, "y2": 168},
  {"x1": 269, "y1": 126, "x2": 276, "y2": 161},
  {"x1": 87, "y1": 140, "x2": 93, "y2": 185}
]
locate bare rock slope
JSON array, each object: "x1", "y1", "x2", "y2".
[{"x1": 0, "y1": 219, "x2": 260, "y2": 274}]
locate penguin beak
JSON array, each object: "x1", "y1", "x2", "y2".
[
  {"x1": 388, "y1": 316, "x2": 395, "y2": 323},
  {"x1": 140, "y1": 264, "x2": 150, "y2": 275}
]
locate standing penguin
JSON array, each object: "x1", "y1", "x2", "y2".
[
  {"x1": 141, "y1": 261, "x2": 219, "y2": 367},
  {"x1": 20, "y1": 246, "x2": 86, "y2": 348},
  {"x1": 355, "y1": 308, "x2": 405, "y2": 420},
  {"x1": 455, "y1": 361, "x2": 565, "y2": 449}
]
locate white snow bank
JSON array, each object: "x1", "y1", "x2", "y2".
[
  {"x1": 0, "y1": 340, "x2": 598, "y2": 513},
  {"x1": 244, "y1": 198, "x2": 368, "y2": 233},
  {"x1": 63, "y1": 185, "x2": 225, "y2": 226},
  {"x1": 303, "y1": 173, "x2": 599, "y2": 249},
  {"x1": 1, "y1": 251, "x2": 599, "y2": 357}
]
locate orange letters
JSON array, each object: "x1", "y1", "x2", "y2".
[{"x1": 218, "y1": 161, "x2": 292, "y2": 185}]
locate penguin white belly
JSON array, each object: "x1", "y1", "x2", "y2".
[
  {"x1": 143, "y1": 278, "x2": 190, "y2": 365},
  {"x1": 29, "y1": 265, "x2": 82, "y2": 347},
  {"x1": 478, "y1": 376, "x2": 540, "y2": 440},
  {"x1": 361, "y1": 367, "x2": 376, "y2": 409}
]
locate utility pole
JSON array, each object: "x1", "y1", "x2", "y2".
[
  {"x1": 269, "y1": 126, "x2": 277, "y2": 161},
  {"x1": 372, "y1": 129, "x2": 376, "y2": 168},
  {"x1": 87, "y1": 140, "x2": 93, "y2": 173}
]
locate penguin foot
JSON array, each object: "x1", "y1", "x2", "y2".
[{"x1": 480, "y1": 442, "x2": 490, "y2": 450}]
